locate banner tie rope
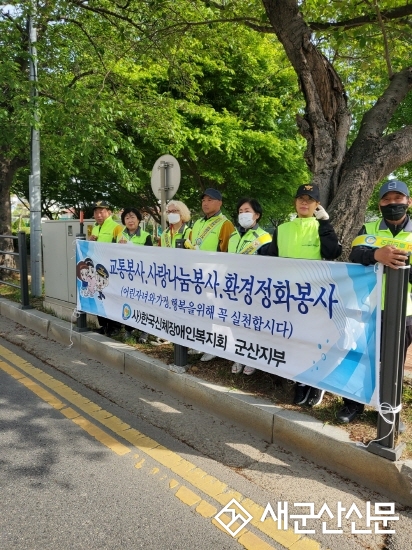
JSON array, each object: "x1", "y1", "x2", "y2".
[{"x1": 356, "y1": 402, "x2": 402, "y2": 448}]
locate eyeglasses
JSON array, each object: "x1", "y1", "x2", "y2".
[
  {"x1": 166, "y1": 210, "x2": 180, "y2": 214},
  {"x1": 296, "y1": 196, "x2": 316, "y2": 203}
]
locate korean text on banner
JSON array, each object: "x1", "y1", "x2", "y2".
[{"x1": 76, "y1": 241, "x2": 382, "y2": 408}]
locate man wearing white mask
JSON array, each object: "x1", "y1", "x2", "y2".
[{"x1": 227, "y1": 198, "x2": 272, "y2": 375}]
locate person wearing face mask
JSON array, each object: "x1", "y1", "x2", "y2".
[
  {"x1": 228, "y1": 198, "x2": 272, "y2": 375},
  {"x1": 161, "y1": 200, "x2": 192, "y2": 247},
  {"x1": 338, "y1": 179, "x2": 412, "y2": 423},
  {"x1": 266, "y1": 183, "x2": 342, "y2": 407},
  {"x1": 117, "y1": 207, "x2": 152, "y2": 343}
]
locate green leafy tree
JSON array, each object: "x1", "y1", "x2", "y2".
[
  {"x1": 3, "y1": 0, "x2": 306, "y2": 238},
  {"x1": 59, "y1": 0, "x2": 412, "y2": 251},
  {"x1": 5, "y1": 0, "x2": 412, "y2": 260},
  {"x1": 258, "y1": 0, "x2": 412, "y2": 251}
]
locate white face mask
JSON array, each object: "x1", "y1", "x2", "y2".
[
  {"x1": 167, "y1": 213, "x2": 180, "y2": 225},
  {"x1": 238, "y1": 212, "x2": 255, "y2": 229}
]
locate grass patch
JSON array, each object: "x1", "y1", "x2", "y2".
[{"x1": 0, "y1": 278, "x2": 43, "y2": 310}]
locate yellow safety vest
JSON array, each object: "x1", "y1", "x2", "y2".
[
  {"x1": 161, "y1": 224, "x2": 191, "y2": 248},
  {"x1": 91, "y1": 216, "x2": 123, "y2": 243},
  {"x1": 191, "y1": 214, "x2": 227, "y2": 251},
  {"x1": 355, "y1": 220, "x2": 412, "y2": 315},
  {"x1": 116, "y1": 227, "x2": 151, "y2": 245},
  {"x1": 228, "y1": 226, "x2": 272, "y2": 254},
  {"x1": 277, "y1": 217, "x2": 321, "y2": 259}
]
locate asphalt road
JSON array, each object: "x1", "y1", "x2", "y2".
[
  {"x1": 1, "y1": 317, "x2": 411, "y2": 550},
  {"x1": 0, "y1": 345, "x2": 240, "y2": 550}
]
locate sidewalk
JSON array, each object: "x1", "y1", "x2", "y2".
[{"x1": 1, "y1": 297, "x2": 412, "y2": 506}]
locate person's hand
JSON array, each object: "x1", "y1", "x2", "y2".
[
  {"x1": 314, "y1": 205, "x2": 329, "y2": 220},
  {"x1": 89, "y1": 235, "x2": 97, "y2": 241},
  {"x1": 374, "y1": 245, "x2": 409, "y2": 269},
  {"x1": 184, "y1": 240, "x2": 196, "y2": 250},
  {"x1": 118, "y1": 238, "x2": 127, "y2": 244}
]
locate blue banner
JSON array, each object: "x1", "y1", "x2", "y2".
[{"x1": 76, "y1": 241, "x2": 382, "y2": 407}]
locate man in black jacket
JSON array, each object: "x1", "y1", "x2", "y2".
[{"x1": 339, "y1": 179, "x2": 412, "y2": 423}]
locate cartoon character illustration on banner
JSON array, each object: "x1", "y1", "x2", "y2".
[
  {"x1": 76, "y1": 260, "x2": 90, "y2": 297},
  {"x1": 95, "y1": 264, "x2": 110, "y2": 300},
  {"x1": 76, "y1": 257, "x2": 110, "y2": 299},
  {"x1": 84, "y1": 257, "x2": 97, "y2": 297}
]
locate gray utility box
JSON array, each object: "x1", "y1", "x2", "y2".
[{"x1": 42, "y1": 219, "x2": 95, "y2": 320}]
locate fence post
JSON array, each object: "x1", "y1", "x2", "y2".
[
  {"x1": 367, "y1": 265, "x2": 409, "y2": 461},
  {"x1": 172, "y1": 344, "x2": 188, "y2": 372},
  {"x1": 17, "y1": 231, "x2": 32, "y2": 310},
  {"x1": 73, "y1": 230, "x2": 89, "y2": 332}
]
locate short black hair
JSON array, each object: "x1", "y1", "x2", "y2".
[
  {"x1": 236, "y1": 197, "x2": 263, "y2": 222},
  {"x1": 121, "y1": 207, "x2": 143, "y2": 225}
]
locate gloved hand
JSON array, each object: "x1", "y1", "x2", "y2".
[
  {"x1": 184, "y1": 239, "x2": 196, "y2": 250},
  {"x1": 314, "y1": 205, "x2": 329, "y2": 221}
]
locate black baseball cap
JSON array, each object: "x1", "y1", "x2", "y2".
[
  {"x1": 201, "y1": 188, "x2": 222, "y2": 201},
  {"x1": 295, "y1": 184, "x2": 320, "y2": 201},
  {"x1": 379, "y1": 180, "x2": 410, "y2": 199},
  {"x1": 95, "y1": 264, "x2": 109, "y2": 278},
  {"x1": 91, "y1": 200, "x2": 111, "y2": 209}
]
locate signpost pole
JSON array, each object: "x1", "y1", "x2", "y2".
[
  {"x1": 151, "y1": 155, "x2": 187, "y2": 371},
  {"x1": 160, "y1": 161, "x2": 167, "y2": 231}
]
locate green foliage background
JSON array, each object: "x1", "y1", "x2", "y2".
[
  {"x1": 2, "y1": 0, "x2": 412, "y2": 228},
  {"x1": 3, "y1": 1, "x2": 308, "y2": 227}
]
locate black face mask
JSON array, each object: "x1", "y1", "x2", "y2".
[{"x1": 380, "y1": 203, "x2": 408, "y2": 221}]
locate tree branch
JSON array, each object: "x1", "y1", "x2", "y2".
[
  {"x1": 68, "y1": 70, "x2": 96, "y2": 88},
  {"x1": 380, "y1": 126, "x2": 412, "y2": 174},
  {"x1": 63, "y1": 18, "x2": 108, "y2": 71},
  {"x1": 243, "y1": 21, "x2": 275, "y2": 33},
  {"x1": 308, "y1": 4, "x2": 412, "y2": 31},
  {"x1": 149, "y1": 17, "x2": 273, "y2": 39},
  {"x1": 67, "y1": 0, "x2": 146, "y2": 33},
  {"x1": 356, "y1": 67, "x2": 412, "y2": 141},
  {"x1": 370, "y1": 0, "x2": 393, "y2": 78},
  {"x1": 68, "y1": 2, "x2": 272, "y2": 40}
]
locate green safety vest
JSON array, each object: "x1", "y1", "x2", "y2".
[
  {"x1": 277, "y1": 217, "x2": 322, "y2": 260},
  {"x1": 362, "y1": 220, "x2": 412, "y2": 315},
  {"x1": 191, "y1": 214, "x2": 227, "y2": 251},
  {"x1": 117, "y1": 227, "x2": 151, "y2": 245},
  {"x1": 91, "y1": 216, "x2": 123, "y2": 243},
  {"x1": 161, "y1": 224, "x2": 191, "y2": 248},
  {"x1": 228, "y1": 226, "x2": 272, "y2": 254}
]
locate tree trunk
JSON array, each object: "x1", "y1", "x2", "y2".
[
  {"x1": 262, "y1": 0, "x2": 351, "y2": 207},
  {"x1": 262, "y1": 0, "x2": 412, "y2": 257}
]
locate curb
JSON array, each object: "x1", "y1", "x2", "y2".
[{"x1": 1, "y1": 298, "x2": 412, "y2": 506}]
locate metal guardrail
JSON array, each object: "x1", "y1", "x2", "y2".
[{"x1": 0, "y1": 232, "x2": 32, "y2": 309}]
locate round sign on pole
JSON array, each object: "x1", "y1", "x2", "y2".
[{"x1": 151, "y1": 154, "x2": 180, "y2": 201}]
